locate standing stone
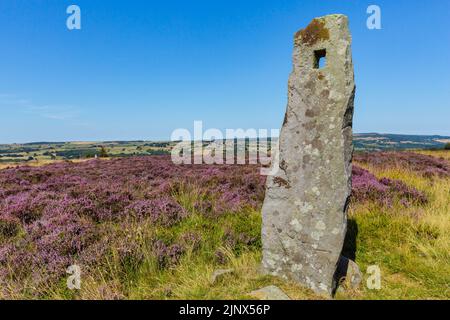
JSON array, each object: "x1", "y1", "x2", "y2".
[{"x1": 261, "y1": 14, "x2": 355, "y2": 296}]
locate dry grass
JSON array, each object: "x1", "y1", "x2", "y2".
[
  {"x1": 61, "y1": 159, "x2": 450, "y2": 299},
  {"x1": 345, "y1": 155, "x2": 450, "y2": 299},
  {"x1": 1, "y1": 152, "x2": 448, "y2": 300},
  {"x1": 0, "y1": 158, "x2": 108, "y2": 170},
  {"x1": 414, "y1": 149, "x2": 450, "y2": 161}
]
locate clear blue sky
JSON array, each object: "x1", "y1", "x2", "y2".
[{"x1": 0, "y1": 0, "x2": 449, "y2": 143}]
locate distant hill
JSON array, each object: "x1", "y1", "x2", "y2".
[
  {"x1": 1, "y1": 134, "x2": 449, "y2": 165},
  {"x1": 354, "y1": 133, "x2": 450, "y2": 151}
]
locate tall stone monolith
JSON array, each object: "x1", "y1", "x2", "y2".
[{"x1": 261, "y1": 14, "x2": 355, "y2": 296}]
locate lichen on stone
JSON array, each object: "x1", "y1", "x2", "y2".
[
  {"x1": 273, "y1": 177, "x2": 291, "y2": 189},
  {"x1": 295, "y1": 18, "x2": 330, "y2": 46}
]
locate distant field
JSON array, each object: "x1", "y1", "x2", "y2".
[
  {"x1": 0, "y1": 141, "x2": 172, "y2": 167},
  {"x1": 0, "y1": 133, "x2": 449, "y2": 168},
  {"x1": 353, "y1": 133, "x2": 450, "y2": 151}
]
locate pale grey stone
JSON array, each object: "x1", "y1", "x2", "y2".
[
  {"x1": 335, "y1": 256, "x2": 362, "y2": 290},
  {"x1": 261, "y1": 14, "x2": 355, "y2": 296},
  {"x1": 248, "y1": 285, "x2": 291, "y2": 300}
]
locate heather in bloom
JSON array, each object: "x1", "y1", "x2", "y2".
[
  {"x1": 0, "y1": 214, "x2": 21, "y2": 238},
  {"x1": 125, "y1": 197, "x2": 187, "y2": 226},
  {"x1": 351, "y1": 165, "x2": 428, "y2": 207},
  {"x1": 0, "y1": 153, "x2": 437, "y2": 297},
  {"x1": 354, "y1": 152, "x2": 449, "y2": 178},
  {"x1": 0, "y1": 156, "x2": 264, "y2": 295},
  {"x1": 152, "y1": 240, "x2": 185, "y2": 269}
]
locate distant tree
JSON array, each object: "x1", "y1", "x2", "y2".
[
  {"x1": 444, "y1": 143, "x2": 450, "y2": 150},
  {"x1": 99, "y1": 146, "x2": 109, "y2": 158}
]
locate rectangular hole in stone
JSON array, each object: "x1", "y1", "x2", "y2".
[{"x1": 314, "y1": 49, "x2": 327, "y2": 69}]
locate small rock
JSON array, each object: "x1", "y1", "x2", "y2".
[
  {"x1": 249, "y1": 285, "x2": 291, "y2": 300},
  {"x1": 210, "y1": 269, "x2": 234, "y2": 284},
  {"x1": 335, "y1": 256, "x2": 362, "y2": 290}
]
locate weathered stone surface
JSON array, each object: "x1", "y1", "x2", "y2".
[
  {"x1": 248, "y1": 285, "x2": 291, "y2": 300},
  {"x1": 209, "y1": 269, "x2": 234, "y2": 284},
  {"x1": 261, "y1": 14, "x2": 355, "y2": 296},
  {"x1": 335, "y1": 256, "x2": 362, "y2": 290}
]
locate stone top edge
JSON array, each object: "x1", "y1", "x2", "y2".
[
  {"x1": 316, "y1": 13, "x2": 348, "y2": 20},
  {"x1": 294, "y1": 14, "x2": 350, "y2": 46}
]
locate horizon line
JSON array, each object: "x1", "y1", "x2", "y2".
[{"x1": 1, "y1": 132, "x2": 450, "y2": 145}]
